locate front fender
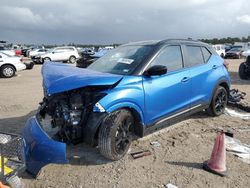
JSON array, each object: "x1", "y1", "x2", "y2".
[{"x1": 106, "y1": 102, "x2": 145, "y2": 124}]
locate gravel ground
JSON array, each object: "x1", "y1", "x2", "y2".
[{"x1": 0, "y1": 59, "x2": 249, "y2": 188}]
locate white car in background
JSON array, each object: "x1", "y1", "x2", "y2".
[
  {"x1": 0, "y1": 46, "x2": 15, "y2": 56},
  {"x1": 28, "y1": 48, "x2": 47, "y2": 58},
  {"x1": 213, "y1": 44, "x2": 225, "y2": 58},
  {"x1": 242, "y1": 49, "x2": 250, "y2": 57},
  {"x1": 40, "y1": 46, "x2": 80, "y2": 64},
  {"x1": 0, "y1": 52, "x2": 26, "y2": 78}
]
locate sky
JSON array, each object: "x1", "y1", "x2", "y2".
[{"x1": 0, "y1": 0, "x2": 250, "y2": 45}]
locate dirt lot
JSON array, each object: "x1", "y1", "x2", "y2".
[{"x1": 0, "y1": 59, "x2": 250, "y2": 188}]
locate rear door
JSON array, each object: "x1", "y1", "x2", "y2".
[
  {"x1": 183, "y1": 45, "x2": 215, "y2": 107},
  {"x1": 143, "y1": 45, "x2": 191, "y2": 125}
]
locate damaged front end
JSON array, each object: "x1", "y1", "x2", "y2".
[
  {"x1": 23, "y1": 87, "x2": 109, "y2": 175},
  {"x1": 22, "y1": 62, "x2": 123, "y2": 175}
]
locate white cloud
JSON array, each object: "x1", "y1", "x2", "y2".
[
  {"x1": 237, "y1": 15, "x2": 250, "y2": 24},
  {"x1": 0, "y1": 0, "x2": 250, "y2": 44}
]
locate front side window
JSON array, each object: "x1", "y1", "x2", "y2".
[
  {"x1": 149, "y1": 45, "x2": 183, "y2": 72},
  {"x1": 185, "y1": 46, "x2": 204, "y2": 67}
]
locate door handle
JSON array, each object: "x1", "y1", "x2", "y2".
[
  {"x1": 181, "y1": 77, "x2": 190, "y2": 82},
  {"x1": 212, "y1": 65, "x2": 218, "y2": 69}
]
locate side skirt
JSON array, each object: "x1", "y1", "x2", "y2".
[{"x1": 141, "y1": 104, "x2": 209, "y2": 137}]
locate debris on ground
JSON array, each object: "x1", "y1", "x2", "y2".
[
  {"x1": 6, "y1": 175, "x2": 23, "y2": 188},
  {"x1": 164, "y1": 183, "x2": 178, "y2": 188},
  {"x1": 231, "y1": 127, "x2": 250, "y2": 132},
  {"x1": 224, "y1": 108, "x2": 250, "y2": 120},
  {"x1": 225, "y1": 136, "x2": 250, "y2": 164},
  {"x1": 228, "y1": 89, "x2": 250, "y2": 112},
  {"x1": 228, "y1": 89, "x2": 246, "y2": 104},
  {"x1": 0, "y1": 133, "x2": 25, "y2": 188},
  {"x1": 150, "y1": 141, "x2": 161, "y2": 147},
  {"x1": 130, "y1": 150, "x2": 151, "y2": 159}
]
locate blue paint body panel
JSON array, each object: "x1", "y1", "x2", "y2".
[
  {"x1": 42, "y1": 62, "x2": 123, "y2": 95},
  {"x1": 22, "y1": 117, "x2": 68, "y2": 175}
]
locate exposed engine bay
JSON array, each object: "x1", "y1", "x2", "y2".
[{"x1": 37, "y1": 87, "x2": 106, "y2": 144}]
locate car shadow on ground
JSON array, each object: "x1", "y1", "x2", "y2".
[
  {"x1": 0, "y1": 111, "x2": 36, "y2": 134},
  {"x1": 0, "y1": 111, "x2": 113, "y2": 179},
  {"x1": 165, "y1": 161, "x2": 202, "y2": 170},
  {"x1": 230, "y1": 71, "x2": 250, "y2": 85}
]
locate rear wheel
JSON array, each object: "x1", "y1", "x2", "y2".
[
  {"x1": 69, "y1": 56, "x2": 76, "y2": 64},
  {"x1": 98, "y1": 109, "x2": 134, "y2": 160},
  {"x1": 0, "y1": 65, "x2": 15, "y2": 78},
  {"x1": 207, "y1": 86, "x2": 228, "y2": 116},
  {"x1": 239, "y1": 63, "x2": 249, "y2": 80}
]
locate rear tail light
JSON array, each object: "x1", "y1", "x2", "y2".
[{"x1": 223, "y1": 60, "x2": 229, "y2": 70}]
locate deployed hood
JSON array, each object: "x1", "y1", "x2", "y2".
[{"x1": 42, "y1": 62, "x2": 123, "y2": 95}]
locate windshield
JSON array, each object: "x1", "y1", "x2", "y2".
[
  {"x1": 87, "y1": 45, "x2": 153, "y2": 75},
  {"x1": 229, "y1": 48, "x2": 241, "y2": 52}
]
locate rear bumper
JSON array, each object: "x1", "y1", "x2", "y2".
[
  {"x1": 22, "y1": 117, "x2": 68, "y2": 175},
  {"x1": 15, "y1": 63, "x2": 26, "y2": 72}
]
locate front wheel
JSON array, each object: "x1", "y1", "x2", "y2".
[
  {"x1": 43, "y1": 57, "x2": 51, "y2": 62},
  {"x1": 98, "y1": 109, "x2": 134, "y2": 160},
  {"x1": 207, "y1": 86, "x2": 228, "y2": 116}
]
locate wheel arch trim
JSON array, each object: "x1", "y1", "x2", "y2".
[{"x1": 105, "y1": 102, "x2": 145, "y2": 125}]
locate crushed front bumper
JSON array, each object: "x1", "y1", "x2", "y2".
[{"x1": 22, "y1": 117, "x2": 68, "y2": 175}]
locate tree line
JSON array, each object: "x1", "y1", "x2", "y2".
[{"x1": 200, "y1": 36, "x2": 250, "y2": 45}]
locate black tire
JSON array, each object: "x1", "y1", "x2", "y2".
[
  {"x1": 24, "y1": 62, "x2": 34, "y2": 70},
  {"x1": 220, "y1": 53, "x2": 224, "y2": 58},
  {"x1": 207, "y1": 86, "x2": 228, "y2": 116},
  {"x1": 69, "y1": 56, "x2": 76, "y2": 64},
  {"x1": 43, "y1": 57, "x2": 51, "y2": 62},
  {"x1": 238, "y1": 63, "x2": 248, "y2": 80},
  {"x1": 0, "y1": 65, "x2": 15, "y2": 78},
  {"x1": 98, "y1": 109, "x2": 134, "y2": 160}
]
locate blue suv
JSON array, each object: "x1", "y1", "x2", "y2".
[{"x1": 23, "y1": 39, "x2": 230, "y2": 174}]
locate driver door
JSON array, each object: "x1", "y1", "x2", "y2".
[{"x1": 142, "y1": 45, "x2": 191, "y2": 125}]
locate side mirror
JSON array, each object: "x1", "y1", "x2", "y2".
[{"x1": 144, "y1": 65, "x2": 167, "y2": 76}]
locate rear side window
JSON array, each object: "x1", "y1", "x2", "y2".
[
  {"x1": 185, "y1": 46, "x2": 204, "y2": 67},
  {"x1": 149, "y1": 45, "x2": 183, "y2": 72},
  {"x1": 201, "y1": 47, "x2": 211, "y2": 63}
]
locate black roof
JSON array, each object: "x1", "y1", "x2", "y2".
[{"x1": 124, "y1": 39, "x2": 209, "y2": 47}]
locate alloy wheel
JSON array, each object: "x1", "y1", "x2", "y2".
[{"x1": 214, "y1": 90, "x2": 227, "y2": 114}]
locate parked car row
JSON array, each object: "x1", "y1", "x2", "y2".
[
  {"x1": 76, "y1": 48, "x2": 111, "y2": 68},
  {"x1": 212, "y1": 43, "x2": 250, "y2": 59},
  {"x1": 224, "y1": 47, "x2": 243, "y2": 59},
  {"x1": 28, "y1": 46, "x2": 81, "y2": 64},
  {"x1": 0, "y1": 52, "x2": 26, "y2": 78}
]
